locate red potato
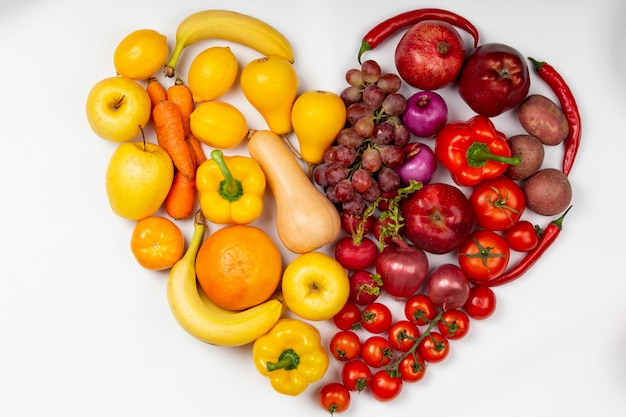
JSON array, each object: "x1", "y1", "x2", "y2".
[
  {"x1": 505, "y1": 134, "x2": 545, "y2": 180},
  {"x1": 517, "y1": 94, "x2": 569, "y2": 146},
  {"x1": 523, "y1": 168, "x2": 572, "y2": 216}
]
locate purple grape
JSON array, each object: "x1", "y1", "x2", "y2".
[
  {"x1": 325, "y1": 165, "x2": 349, "y2": 185},
  {"x1": 336, "y1": 127, "x2": 364, "y2": 149},
  {"x1": 362, "y1": 85, "x2": 385, "y2": 109},
  {"x1": 379, "y1": 145, "x2": 405, "y2": 168},
  {"x1": 346, "y1": 68, "x2": 364, "y2": 87},
  {"x1": 361, "y1": 147, "x2": 382, "y2": 172},
  {"x1": 340, "y1": 86, "x2": 362, "y2": 105},
  {"x1": 371, "y1": 122, "x2": 395, "y2": 145},
  {"x1": 377, "y1": 73, "x2": 402, "y2": 94},
  {"x1": 354, "y1": 117, "x2": 375, "y2": 138},
  {"x1": 360, "y1": 180, "x2": 381, "y2": 202},
  {"x1": 377, "y1": 166, "x2": 401, "y2": 192},
  {"x1": 382, "y1": 93, "x2": 407, "y2": 116},
  {"x1": 361, "y1": 60, "x2": 382, "y2": 84},
  {"x1": 334, "y1": 145, "x2": 357, "y2": 167},
  {"x1": 334, "y1": 179, "x2": 356, "y2": 203},
  {"x1": 351, "y1": 168, "x2": 373, "y2": 193},
  {"x1": 342, "y1": 193, "x2": 365, "y2": 216},
  {"x1": 346, "y1": 102, "x2": 373, "y2": 125},
  {"x1": 313, "y1": 164, "x2": 329, "y2": 187},
  {"x1": 393, "y1": 124, "x2": 411, "y2": 146}
]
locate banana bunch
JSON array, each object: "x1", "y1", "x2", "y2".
[
  {"x1": 164, "y1": 9, "x2": 294, "y2": 77},
  {"x1": 166, "y1": 211, "x2": 283, "y2": 347}
]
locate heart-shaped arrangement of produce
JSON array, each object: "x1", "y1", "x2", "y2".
[{"x1": 86, "y1": 7, "x2": 578, "y2": 414}]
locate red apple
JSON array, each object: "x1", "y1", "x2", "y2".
[
  {"x1": 458, "y1": 42, "x2": 531, "y2": 117},
  {"x1": 394, "y1": 21, "x2": 467, "y2": 90},
  {"x1": 401, "y1": 183, "x2": 474, "y2": 254}
]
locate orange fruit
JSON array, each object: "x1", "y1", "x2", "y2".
[
  {"x1": 130, "y1": 216, "x2": 184, "y2": 270},
  {"x1": 195, "y1": 224, "x2": 282, "y2": 311}
]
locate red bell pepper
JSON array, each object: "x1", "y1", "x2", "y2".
[{"x1": 434, "y1": 115, "x2": 520, "y2": 187}]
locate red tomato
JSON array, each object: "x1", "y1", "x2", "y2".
[
  {"x1": 398, "y1": 352, "x2": 426, "y2": 383},
  {"x1": 463, "y1": 285, "x2": 497, "y2": 320},
  {"x1": 333, "y1": 301, "x2": 362, "y2": 331},
  {"x1": 361, "y1": 302, "x2": 393, "y2": 334},
  {"x1": 438, "y1": 309, "x2": 470, "y2": 340},
  {"x1": 361, "y1": 335, "x2": 394, "y2": 368},
  {"x1": 404, "y1": 294, "x2": 437, "y2": 326},
  {"x1": 458, "y1": 229, "x2": 510, "y2": 282},
  {"x1": 387, "y1": 320, "x2": 420, "y2": 352},
  {"x1": 417, "y1": 331, "x2": 449, "y2": 363},
  {"x1": 470, "y1": 176, "x2": 526, "y2": 231},
  {"x1": 370, "y1": 369, "x2": 403, "y2": 402},
  {"x1": 341, "y1": 360, "x2": 372, "y2": 392},
  {"x1": 318, "y1": 382, "x2": 351, "y2": 415},
  {"x1": 504, "y1": 220, "x2": 539, "y2": 252},
  {"x1": 329, "y1": 330, "x2": 361, "y2": 362}
]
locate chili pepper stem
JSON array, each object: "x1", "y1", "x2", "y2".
[
  {"x1": 467, "y1": 142, "x2": 521, "y2": 167},
  {"x1": 210, "y1": 149, "x2": 243, "y2": 202}
]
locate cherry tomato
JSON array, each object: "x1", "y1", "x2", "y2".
[
  {"x1": 341, "y1": 360, "x2": 372, "y2": 392},
  {"x1": 463, "y1": 285, "x2": 497, "y2": 320},
  {"x1": 333, "y1": 301, "x2": 362, "y2": 331},
  {"x1": 404, "y1": 294, "x2": 437, "y2": 326},
  {"x1": 370, "y1": 369, "x2": 403, "y2": 402},
  {"x1": 361, "y1": 335, "x2": 394, "y2": 368},
  {"x1": 329, "y1": 330, "x2": 361, "y2": 362},
  {"x1": 361, "y1": 302, "x2": 393, "y2": 334},
  {"x1": 398, "y1": 352, "x2": 426, "y2": 383},
  {"x1": 504, "y1": 220, "x2": 540, "y2": 252},
  {"x1": 417, "y1": 331, "x2": 449, "y2": 363},
  {"x1": 458, "y1": 229, "x2": 510, "y2": 282},
  {"x1": 318, "y1": 382, "x2": 351, "y2": 415},
  {"x1": 438, "y1": 309, "x2": 470, "y2": 340},
  {"x1": 387, "y1": 320, "x2": 420, "y2": 352},
  {"x1": 470, "y1": 176, "x2": 526, "y2": 231},
  {"x1": 130, "y1": 216, "x2": 185, "y2": 270}
]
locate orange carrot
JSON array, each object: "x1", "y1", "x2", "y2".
[
  {"x1": 186, "y1": 132, "x2": 207, "y2": 165},
  {"x1": 146, "y1": 77, "x2": 167, "y2": 111},
  {"x1": 165, "y1": 169, "x2": 197, "y2": 220},
  {"x1": 167, "y1": 77, "x2": 194, "y2": 137},
  {"x1": 152, "y1": 100, "x2": 196, "y2": 180}
]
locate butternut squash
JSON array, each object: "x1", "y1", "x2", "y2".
[{"x1": 247, "y1": 129, "x2": 341, "y2": 254}]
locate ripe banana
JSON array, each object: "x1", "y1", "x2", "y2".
[
  {"x1": 164, "y1": 9, "x2": 294, "y2": 77},
  {"x1": 166, "y1": 210, "x2": 284, "y2": 347}
]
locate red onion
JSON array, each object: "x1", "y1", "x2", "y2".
[
  {"x1": 427, "y1": 263, "x2": 471, "y2": 310},
  {"x1": 401, "y1": 91, "x2": 448, "y2": 138},
  {"x1": 375, "y1": 239, "x2": 429, "y2": 299},
  {"x1": 395, "y1": 142, "x2": 437, "y2": 185}
]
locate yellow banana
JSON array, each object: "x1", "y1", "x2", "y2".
[
  {"x1": 166, "y1": 210, "x2": 284, "y2": 347},
  {"x1": 164, "y1": 9, "x2": 294, "y2": 77}
]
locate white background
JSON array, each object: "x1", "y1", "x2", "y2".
[{"x1": 1, "y1": 0, "x2": 626, "y2": 416}]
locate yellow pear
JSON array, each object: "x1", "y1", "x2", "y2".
[
  {"x1": 105, "y1": 142, "x2": 174, "y2": 220},
  {"x1": 240, "y1": 56, "x2": 298, "y2": 135},
  {"x1": 291, "y1": 90, "x2": 347, "y2": 165}
]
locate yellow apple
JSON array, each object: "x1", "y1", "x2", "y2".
[
  {"x1": 281, "y1": 252, "x2": 350, "y2": 321},
  {"x1": 86, "y1": 76, "x2": 151, "y2": 142},
  {"x1": 105, "y1": 141, "x2": 174, "y2": 220}
]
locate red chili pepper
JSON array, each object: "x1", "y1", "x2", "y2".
[
  {"x1": 528, "y1": 57, "x2": 581, "y2": 176},
  {"x1": 434, "y1": 115, "x2": 520, "y2": 187},
  {"x1": 481, "y1": 206, "x2": 572, "y2": 287},
  {"x1": 358, "y1": 8, "x2": 480, "y2": 63}
]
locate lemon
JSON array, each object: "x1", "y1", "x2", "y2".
[
  {"x1": 190, "y1": 101, "x2": 248, "y2": 149},
  {"x1": 113, "y1": 29, "x2": 169, "y2": 80},
  {"x1": 187, "y1": 46, "x2": 238, "y2": 102}
]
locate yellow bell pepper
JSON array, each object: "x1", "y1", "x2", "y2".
[
  {"x1": 252, "y1": 318, "x2": 329, "y2": 396},
  {"x1": 196, "y1": 150, "x2": 266, "y2": 224}
]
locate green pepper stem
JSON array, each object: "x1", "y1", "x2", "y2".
[
  {"x1": 210, "y1": 149, "x2": 243, "y2": 202},
  {"x1": 266, "y1": 348, "x2": 300, "y2": 372},
  {"x1": 466, "y1": 142, "x2": 521, "y2": 167}
]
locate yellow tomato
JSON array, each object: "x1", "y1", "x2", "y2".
[
  {"x1": 187, "y1": 46, "x2": 238, "y2": 102},
  {"x1": 130, "y1": 216, "x2": 184, "y2": 271},
  {"x1": 113, "y1": 29, "x2": 169, "y2": 80},
  {"x1": 190, "y1": 101, "x2": 248, "y2": 149}
]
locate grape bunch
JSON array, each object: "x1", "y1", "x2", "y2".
[{"x1": 313, "y1": 60, "x2": 410, "y2": 216}]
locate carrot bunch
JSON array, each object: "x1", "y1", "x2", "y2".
[{"x1": 146, "y1": 77, "x2": 206, "y2": 220}]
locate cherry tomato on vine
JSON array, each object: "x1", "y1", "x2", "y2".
[
  {"x1": 463, "y1": 285, "x2": 497, "y2": 320},
  {"x1": 333, "y1": 301, "x2": 362, "y2": 331},
  {"x1": 387, "y1": 320, "x2": 420, "y2": 352},
  {"x1": 398, "y1": 352, "x2": 426, "y2": 383},
  {"x1": 417, "y1": 331, "x2": 449, "y2": 363},
  {"x1": 404, "y1": 294, "x2": 437, "y2": 326},
  {"x1": 329, "y1": 330, "x2": 361, "y2": 362},
  {"x1": 318, "y1": 382, "x2": 351, "y2": 415},
  {"x1": 469, "y1": 176, "x2": 526, "y2": 231},
  {"x1": 361, "y1": 302, "x2": 393, "y2": 334},
  {"x1": 361, "y1": 335, "x2": 394, "y2": 368},
  {"x1": 370, "y1": 369, "x2": 403, "y2": 402},
  {"x1": 341, "y1": 360, "x2": 372, "y2": 392},
  {"x1": 458, "y1": 229, "x2": 510, "y2": 282},
  {"x1": 438, "y1": 309, "x2": 470, "y2": 340},
  {"x1": 504, "y1": 220, "x2": 540, "y2": 252}
]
